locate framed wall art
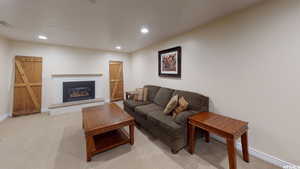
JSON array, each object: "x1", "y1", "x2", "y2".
[{"x1": 158, "y1": 46, "x2": 181, "y2": 78}]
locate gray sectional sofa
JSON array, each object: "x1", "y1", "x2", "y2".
[{"x1": 124, "y1": 85, "x2": 209, "y2": 153}]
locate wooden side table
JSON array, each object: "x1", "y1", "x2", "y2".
[{"x1": 188, "y1": 112, "x2": 249, "y2": 169}]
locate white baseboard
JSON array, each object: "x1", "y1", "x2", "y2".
[
  {"x1": 0, "y1": 113, "x2": 9, "y2": 122},
  {"x1": 210, "y1": 134, "x2": 296, "y2": 168}
]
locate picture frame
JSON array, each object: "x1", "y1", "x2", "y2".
[{"x1": 158, "y1": 46, "x2": 181, "y2": 78}]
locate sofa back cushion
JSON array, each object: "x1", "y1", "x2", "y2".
[
  {"x1": 144, "y1": 85, "x2": 161, "y2": 102},
  {"x1": 172, "y1": 90, "x2": 209, "y2": 112},
  {"x1": 153, "y1": 87, "x2": 174, "y2": 107}
]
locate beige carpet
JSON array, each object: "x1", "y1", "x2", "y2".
[{"x1": 0, "y1": 104, "x2": 279, "y2": 169}]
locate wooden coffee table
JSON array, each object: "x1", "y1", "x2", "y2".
[
  {"x1": 188, "y1": 112, "x2": 249, "y2": 169},
  {"x1": 82, "y1": 103, "x2": 135, "y2": 161}
]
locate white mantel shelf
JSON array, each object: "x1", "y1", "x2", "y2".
[{"x1": 51, "y1": 73, "x2": 103, "y2": 78}]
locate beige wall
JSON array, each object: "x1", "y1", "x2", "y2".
[
  {"x1": 0, "y1": 36, "x2": 11, "y2": 117},
  {"x1": 130, "y1": 0, "x2": 299, "y2": 165},
  {"x1": 7, "y1": 41, "x2": 131, "y2": 113}
]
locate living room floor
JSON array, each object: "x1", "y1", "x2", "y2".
[{"x1": 0, "y1": 102, "x2": 279, "y2": 169}]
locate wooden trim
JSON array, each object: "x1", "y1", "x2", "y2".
[
  {"x1": 15, "y1": 56, "x2": 42, "y2": 62},
  {"x1": 23, "y1": 59, "x2": 42, "y2": 62},
  {"x1": 51, "y1": 74, "x2": 103, "y2": 77},
  {"x1": 110, "y1": 97, "x2": 124, "y2": 102},
  {"x1": 13, "y1": 110, "x2": 40, "y2": 117},
  {"x1": 15, "y1": 83, "x2": 42, "y2": 87},
  {"x1": 109, "y1": 79, "x2": 122, "y2": 82},
  {"x1": 109, "y1": 61, "x2": 123, "y2": 64}
]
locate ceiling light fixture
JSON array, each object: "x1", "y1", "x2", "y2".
[
  {"x1": 141, "y1": 27, "x2": 149, "y2": 34},
  {"x1": 38, "y1": 35, "x2": 48, "y2": 40},
  {"x1": 115, "y1": 46, "x2": 122, "y2": 50}
]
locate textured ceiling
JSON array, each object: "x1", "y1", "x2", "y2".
[{"x1": 0, "y1": 0, "x2": 261, "y2": 52}]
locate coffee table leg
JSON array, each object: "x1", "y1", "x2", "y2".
[
  {"x1": 129, "y1": 124, "x2": 134, "y2": 145},
  {"x1": 204, "y1": 130, "x2": 210, "y2": 143},
  {"x1": 241, "y1": 131, "x2": 250, "y2": 162},
  {"x1": 227, "y1": 138, "x2": 237, "y2": 169},
  {"x1": 86, "y1": 135, "x2": 94, "y2": 162},
  {"x1": 188, "y1": 124, "x2": 196, "y2": 154}
]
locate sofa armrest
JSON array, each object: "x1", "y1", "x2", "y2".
[
  {"x1": 174, "y1": 110, "x2": 198, "y2": 126},
  {"x1": 126, "y1": 91, "x2": 138, "y2": 100}
]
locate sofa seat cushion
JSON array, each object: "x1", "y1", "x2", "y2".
[
  {"x1": 174, "y1": 110, "x2": 197, "y2": 126},
  {"x1": 147, "y1": 111, "x2": 183, "y2": 137},
  {"x1": 153, "y1": 87, "x2": 174, "y2": 107},
  {"x1": 124, "y1": 100, "x2": 151, "y2": 110},
  {"x1": 135, "y1": 103, "x2": 163, "y2": 119}
]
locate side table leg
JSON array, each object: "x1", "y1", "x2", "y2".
[
  {"x1": 226, "y1": 138, "x2": 237, "y2": 169},
  {"x1": 241, "y1": 131, "x2": 250, "y2": 162},
  {"x1": 129, "y1": 124, "x2": 135, "y2": 145},
  {"x1": 188, "y1": 124, "x2": 196, "y2": 154}
]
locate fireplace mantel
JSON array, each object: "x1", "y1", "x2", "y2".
[
  {"x1": 51, "y1": 73, "x2": 103, "y2": 78},
  {"x1": 49, "y1": 73, "x2": 105, "y2": 115},
  {"x1": 48, "y1": 98, "x2": 104, "y2": 109}
]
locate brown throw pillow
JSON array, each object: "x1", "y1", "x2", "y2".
[
  {"x1": 172, "y1": 96, "x2": 189, "y2": 118},
  {"x1": 133, "y1": 88, "x2": 148, "y2": 102},
  {"x1": 133, "y1": 92, "x2": 138, "y2": 101},
  {"x1": 143, "y1": 88, "x2": 148, "y2": 101},
  {"x1": 163, "y1": 95, "x2": 178, "y2": 115},
  {"x1": 134, "y1": 88, "x2": 144, "y2": 101}
]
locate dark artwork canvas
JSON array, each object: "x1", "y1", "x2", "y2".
[{"x1": 158, "y1": 46, "x2": 181, "y2": 77}]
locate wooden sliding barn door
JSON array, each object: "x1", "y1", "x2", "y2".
[
  {"x1": 13, "y1": 56, "x2": 42, "y2": 116},
  {"x1": 109, "y1": 61, "x2": 124, "y2": 102}
]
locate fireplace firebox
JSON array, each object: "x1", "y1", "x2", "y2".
[{"x1": 63, "y1": 81, "x2": 95, "y2": 102}]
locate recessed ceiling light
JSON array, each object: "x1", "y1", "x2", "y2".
[
  {"x1": 141, "y1": 27, "x2": 149, "y2": 34},
  {"x1": 115, "y1": 46, "x2": 122, "y2": 50},
  {"x1": 38, "y1": 35, "x2": 48, "y2": 40}
]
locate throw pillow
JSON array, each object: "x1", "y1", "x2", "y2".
[
  {"x1": 172, "y1": 96, "x2": 189, "y2": 118},
  {"x1": 143, "y1": 88, "x2": 148, "y2": 101},
  {"x1": 134, "y1": 88, "x2": 144, "y2": 101},
  {"x1": 163, "y1": 95, "x2": 178, "y2": 115}
]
